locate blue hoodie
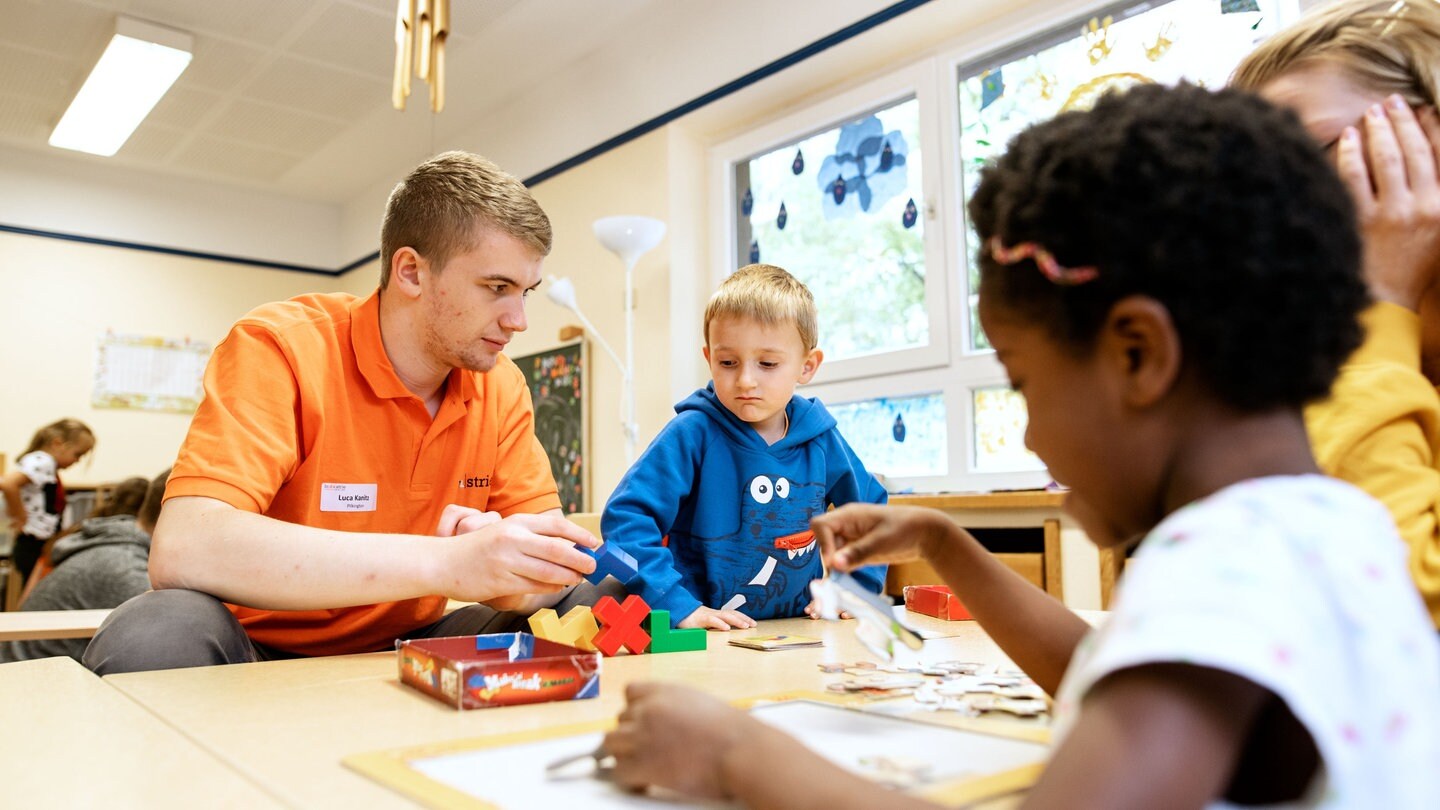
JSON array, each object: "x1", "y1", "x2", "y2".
[{"x1": 602, "y1": 384, "x2": 888, "y2": 624}]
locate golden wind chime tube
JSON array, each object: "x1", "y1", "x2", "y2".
[{"x1": 392, "y1": 0, "x2": 448, "y2": 112}]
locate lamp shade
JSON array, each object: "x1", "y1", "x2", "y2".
[
  {"x1": 593, "y1": 216, "x2": 665, "y2": 268},
  {"x1": 546, "y1": 275, "x2": 578, "y2": 311}
]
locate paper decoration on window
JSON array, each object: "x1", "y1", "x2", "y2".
[
  {"x1": 791, "y1": 149, "x2": 804, "y2": 175},
  {"x1": 92, "y1": 332, "x2": 210, "y2": 414},
  {"x1": 1145, "y1": 22, "x2": 1175, "y2": 61},
  {"x1": 1084, "y1": 16, "x2": 1114, "y2": 65},
  {"x1": 816, "y1": 116, "x2": 909, "y2": 220},
  {"x1": 903, "y1": 198, "x2": 918, "y2": 229},
  {"x1": 741, "y1": 187, "x2": 754, "y2": 216},
  {"x1": 777, "y1": 202, "x2": 788, "y2": 230},
  {"x1": 830, "y1": 393, "x2": 945, "y2": 477},
  {"x1": 1221, "y1": 0, "x2": 1260, "y2": 13},
  {"x1": 749, "y1": 239, "x2": 761, "y2": 263},
  {"x1": 980, "y1": 68, "x2": 1005, "y2": 110}
]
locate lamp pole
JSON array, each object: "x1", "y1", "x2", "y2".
[{"x1": 592, "y1": 215, "x2": 665, "y2": 464}]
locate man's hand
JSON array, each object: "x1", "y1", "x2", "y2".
[
  {"x1": 678, "y1": 605, "x2": 756, "y2": 630},
  {"x1": 432, "y1": 513, "x2": 600, "y2": 604},
  {"x1": 434, "y1": 504, "x2": 502, "y2": 537}
]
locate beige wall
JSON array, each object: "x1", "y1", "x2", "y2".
[
  {"x1": 524, "y1": 129, "x2": 674, "y2": 506},
  {"x1": 0, "y1": 231, "x2": 337, "y2": 486}
]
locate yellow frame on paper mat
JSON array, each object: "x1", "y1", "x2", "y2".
[{"x1": 343, "y1": 691, "x2": 1048, "y2": 809}]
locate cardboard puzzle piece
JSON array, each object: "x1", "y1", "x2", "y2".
[
  {"x1": 527, "y1": 605, "x2": 600, "y2": 652},
  {"x1": 591, "y1": 594, "x2": 652, "y2": 656},
  {"x1": 644, "y1": 609, "x2": 706, "y2": 653},
  {"x1": 580, "y1": 542, "x2": 639, "y2": 585}
]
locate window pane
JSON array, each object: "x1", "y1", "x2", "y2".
[
  {"x1": 972, "y1": 386, "x2": 1043, "y2": 473},
  {"x1": 829, "y1": 392, "x2": 946, "y2": 478},
  {"x1": 957, "y1": 0, "x2": 1284, "y2": 351},
  {"x1": 735, "y1": 97, "x2": 925, "y2": 362}
]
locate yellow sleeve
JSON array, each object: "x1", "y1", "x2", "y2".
[{"x1": 1306, "y1": 302, "x2": 1440, "y2": 627}]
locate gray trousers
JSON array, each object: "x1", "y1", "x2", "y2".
[{"x1": 82, "y1": 579, "x2": 626, "y2": 675}]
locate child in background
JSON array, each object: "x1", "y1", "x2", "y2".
[
  {"x1": 602, "y1": 85, "x2": 1440, "y2": 807},
  {"x1": 1, "y1": 418, "x2": 95, "y2": 582},
  {"x1": 0, "y1": 471, "x2": 165, "y2": 664},
  {"x1": 602, "y1": 264, "x2": 887, "y2": 630},
  {"x1": 1230, "y1": 0, "x2": 1440, "y2": 631}
]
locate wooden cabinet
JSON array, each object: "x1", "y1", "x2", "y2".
[{"x1": 887, "y1": 491, "x2": 1108, "y2": 610}]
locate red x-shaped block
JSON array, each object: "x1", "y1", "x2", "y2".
[{"x1": 591, "y1": 594, "x2": 652, "y2": 656}]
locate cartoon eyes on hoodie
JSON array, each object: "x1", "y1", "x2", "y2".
[{"x1": 749, "y1": 475, "x2": 790, "y2": 504}]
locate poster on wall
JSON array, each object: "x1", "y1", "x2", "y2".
[
  {"x1": 92, "y1": 332, "x2": 210, "y2": 414},
  {"x1": 511, "y1": 342, "x2": 588, "y2": 513}
]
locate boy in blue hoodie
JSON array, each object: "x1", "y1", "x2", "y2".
[{"x1": 602, "y1": 264, "x2": 888, "y2": 630}]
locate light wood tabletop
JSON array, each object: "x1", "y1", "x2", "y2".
[
  {"x1": 0, "y1": 608, "x2": 112, "y2": 641},
  {"x1": 102, "y1": 612, "x2": 1050, "y2": 808},
  {"x1": 0, "y1": 656, "x2": 284, "y2": 807}
]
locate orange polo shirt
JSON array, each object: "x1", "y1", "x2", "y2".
[{"x1": 167, "y1": 291, "x2": 560, "y2": 655}]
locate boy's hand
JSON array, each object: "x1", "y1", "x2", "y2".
[
  {"x1": 803, "y1": 600, "x2": 851, "y2": 620},
  {"x1": 811, "y1": 503, "x2": 954, "y2": 572},
  {"x1": 605, "y1": 682, "x2": 758, "y2": 798},
  {"x1": 678, "y1": 605, "x2": 756, "y2": 630}
]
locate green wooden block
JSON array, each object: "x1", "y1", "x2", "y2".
[{"x1": 645, "y1": 610, "x2": 707, "y2": 653}]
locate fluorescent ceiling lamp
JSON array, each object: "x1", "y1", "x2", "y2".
[{"x1": 49, "y1": 17, "x2": 193, "y2": 157}]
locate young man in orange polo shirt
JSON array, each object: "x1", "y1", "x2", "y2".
[{"x1": 84, "y1": 152, "x2": 622, "y2": 674}]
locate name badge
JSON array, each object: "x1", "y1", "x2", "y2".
[{"x1": 321, "y1": 483, "x2": 377, "y2": 512}]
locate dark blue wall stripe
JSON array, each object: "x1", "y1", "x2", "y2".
[
  {"x1": 1, "y1": 0, "x2": 933, "y2": 277},
  {"x1": 0, "y1": 223, "x2": 336, "y2": 276},
  {"x1": 522, "y1": 0, "x2": 935, "y2": 187}
]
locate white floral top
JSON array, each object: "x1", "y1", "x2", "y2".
[
  {"x1": 15, "y1": 450, "x2": 61, "y2": 538},
  {"x1": 1053, "y1": 476, "x2": 1440, "y2": 808}
]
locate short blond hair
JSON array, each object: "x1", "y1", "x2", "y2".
[
  {"x1": 379, "y1": 151, "x2": 552, "y2": 288},
  {"x1": 703, "y1": 264, "x2": 818, "y2": 351},
  {"x1": 1231, "y1": 0, "x2": 1440, "y2": 107}
]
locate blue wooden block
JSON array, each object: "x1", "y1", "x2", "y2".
[{"x1": 581, "y1": 542, "x2": 639, "y2": 585}]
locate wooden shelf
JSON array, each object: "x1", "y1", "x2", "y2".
[{"x1": 891, "y1": 491, "x2": 1065, "y2": 510}]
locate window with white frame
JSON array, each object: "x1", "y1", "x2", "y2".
[{"x1": 713, "y1": 0, "x2": 1293, "y2": 493}]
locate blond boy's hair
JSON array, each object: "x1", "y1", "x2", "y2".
[
  {"x1": 703, "y1": 264, "x2": 818, "y2": 351},
  {"x1": 379, "y1": 151, "x2": 552, "y2": 289},
  {"x1": 1231, "y1": 0, "x2": 1440, "y2": 107}
]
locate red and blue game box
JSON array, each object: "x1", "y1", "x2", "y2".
[{"x1": 397, "y1": 632, "x2": 601, "y2": 710}]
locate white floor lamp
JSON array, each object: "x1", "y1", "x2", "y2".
[{"x1": 546, "y1": 215, "x2": 666, "y2": 464}]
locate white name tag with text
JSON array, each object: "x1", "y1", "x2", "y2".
[{"x1": 321, "y1": 483, "x2": 377, "y2": 512}]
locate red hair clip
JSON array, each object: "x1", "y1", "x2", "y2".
[{"x1": 987, "y1": 237, "x2": 1099, "y2": 286}]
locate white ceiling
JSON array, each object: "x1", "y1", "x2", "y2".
[{"x1": 0, "y1": 0, "x2": 659, "y2": 203}]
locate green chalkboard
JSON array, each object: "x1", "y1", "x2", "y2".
[{"x1": 512, "y1": 342, "x2": 587, "y2": 513}]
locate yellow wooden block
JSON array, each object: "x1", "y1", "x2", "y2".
[{"x1": 526, "y1": 605, "x2": 599, "y2": 651}]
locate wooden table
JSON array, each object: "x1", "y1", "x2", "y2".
[
  {"x1": 0, "y1": 608, "x2": 111, "y2": 641},
  {"x1": 0, "y1": 656, "x2": 284, "y2": 807},
  {"x1": 103, "y1": 612, "x2": 1047, "y2": 808}
]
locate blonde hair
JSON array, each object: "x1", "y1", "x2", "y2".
[
  {"x1": 379, "y1": 151, "x2": 552, "y2": 289},
  {"x1": 1231, "y1": 0, "x2": 1440, "y2": 107},
  {"x1": 22, "y1": 418, "x2": 94, "y2": 458},
  {"x1": 703, "y1": 264, "x2": 818, "y2": 351}
]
